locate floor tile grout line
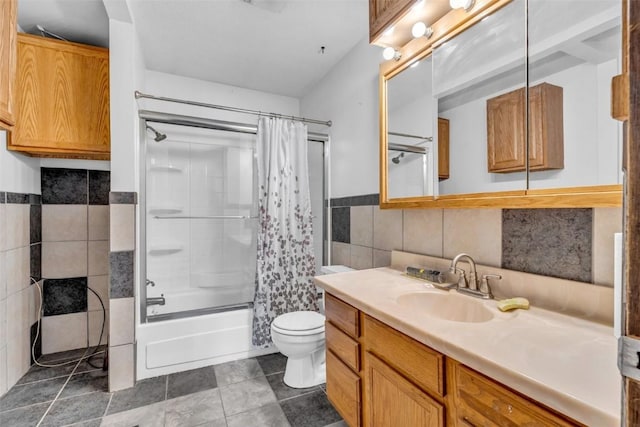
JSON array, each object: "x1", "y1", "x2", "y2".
[
  {"x1": 36, "y1": 353, "x2": 86, "y2": 426},
  {"x1": 0, "y1": 399, "x2": 56, "y2": 415},
  {"x1": 102, "y1": 393, "x2": 114, "y2": 418},
  {"x1": 276, "y1": 388, "x2": 321, "y2": 404},
  {"x1": 16, "y1": 366, "x2": 103, "y2": 387}
]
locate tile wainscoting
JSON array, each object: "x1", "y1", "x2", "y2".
[
  {"x1": 330, "y1": 194, "x2": 621, "y2": 286},
  {"x1": 0, "y1": 192, "x2": 42, "y2": 397},
  {"x1": 40, "y1": 168, "x2": 111, "y2": 355}
]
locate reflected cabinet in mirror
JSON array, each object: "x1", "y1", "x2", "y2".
[{"x1": 380, "y1": 0, "x2": 623, "y2": 209}]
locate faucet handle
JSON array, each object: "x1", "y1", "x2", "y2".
[
  {"x1": 449, "y1": 266, "x2": 468, "y2": 288},
  {"x1": 480, "y1": 274, "x2": 501, "y2": 297}
]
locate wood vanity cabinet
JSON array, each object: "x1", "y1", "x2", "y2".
[
  {"x1": 325, "y1": 293, "x2": 362, "y2": 427},
  {"x1": 324, "y1": 292, "x2": 582, "y2": 427},
  {"x1": 369, "y1": 0, "x2": 415, "y2": 43},
  {"x1": 7, "y1": 33, "x2": 110, "y2": 160},
  {"x1": 438, "y1": 118, "x2": 450, "y2": 180},
  {"x1": 0, "y1": 0, "x2": 17, "y2": 129},
  {"x1": 487, "y1": 82, "x2": 563, "y2": 173}
]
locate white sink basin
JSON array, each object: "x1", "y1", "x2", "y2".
[{"x1": 396, "y1": 291, "x2": 494, "y2": 323}]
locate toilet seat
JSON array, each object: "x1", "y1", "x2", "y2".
[{"x1": 272, "y1": 311, "x2": 325, "y2": 336}]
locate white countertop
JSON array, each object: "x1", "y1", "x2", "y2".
[{"x1": 315, "y1": 267, "x2": 621, "y2": 426}]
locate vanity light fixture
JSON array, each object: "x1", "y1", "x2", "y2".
[
  {"x1": 411, "y1": 21, "x2": 434, "y2": 39},
  {"x1": 383, "y1": 47, "x2": 402, "y2": 61},
  {"x1": 450, "y1": 0, "x2": 474, "y2": 10}
]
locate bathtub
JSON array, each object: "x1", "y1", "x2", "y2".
[{"x1": 136, "y1": 307, "x2": 275, "y2": 380}]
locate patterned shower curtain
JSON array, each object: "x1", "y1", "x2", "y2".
[{"x1": 252, "y1": 117, "x2": 319, "y2": 347}]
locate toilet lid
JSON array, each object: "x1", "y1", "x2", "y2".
[{"x1": 272, "y1": 311, "x2": 325, "y2": 332}]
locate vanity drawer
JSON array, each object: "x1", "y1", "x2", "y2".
[
  {"x1": 327, "y1": 349, "x2": 361, "y2": 427},
  {"x1": 449, "y1": 360, "x2": 581, "y2": 427},
  {"x1": 326, "y1": 320, "x2": 360, "y2": 372},
  {"x1": 362, "y1": 315, "x2": 444, "y2": 398},
  {"x1": 325, "y1": 293, "x2": 359, "y2": 338}
]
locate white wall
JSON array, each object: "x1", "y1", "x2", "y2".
[
  {"x1": 0, "y1": 131, "x2": 40, "y2": 194},
  {"x1": 300, "y1": 37, "x2": 382, "y2": 199},
  {"x1": 143, "y1": 70, "x2": 300, "y2": 123}
]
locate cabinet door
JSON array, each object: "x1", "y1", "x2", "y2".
[
  {"x1": 529, "y1": 83, "x2": 564, "y2": 171},
  {"x1": 0, "y1": 0, "x2": 17, "y2": 128},
  {"x1": 364, "y1": 351, "x2": 444, "y2": 427},
  {"x1": 448, "y1": 361, "x2": 580, "y2": 427},
  {"x1": 438, "y1": 118, "x2": 450, "y2": 180},
  {"x1": 10, "y1": 34, "x2": 110, "y2": 159},
  {"x1": 487, "y1": 88, "x2": 526, "y2": 172}
]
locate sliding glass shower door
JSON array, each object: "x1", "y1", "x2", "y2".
[{"x1": 144, "y1": 123, "x2": 257, "y2": 321}]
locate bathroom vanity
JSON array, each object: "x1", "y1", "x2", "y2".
[{"x1": 317, "y1": 258, "x2": 619, "y2": 426}]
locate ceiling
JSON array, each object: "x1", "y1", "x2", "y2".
[{"x1": 17, "y1": 0, "x2": 370, "y2": 98}]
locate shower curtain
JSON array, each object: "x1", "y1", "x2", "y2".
[{"x1": 252, "y1": 117, "x2": 319, "y2": 347}]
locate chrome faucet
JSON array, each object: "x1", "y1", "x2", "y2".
[
  {"x1": 147, "y1": 294, "x2": 166, "y2": 306},
  {"x1": 449, "y1": 253, "x2": 500, "y2": 299}
]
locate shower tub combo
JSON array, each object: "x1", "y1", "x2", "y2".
[{"x1": 136, "y1": 109, "x2": 329, "y2": 379}]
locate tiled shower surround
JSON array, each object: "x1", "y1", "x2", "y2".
[
  {"x1": 40, "y1": 168, "x2": 110, "y2": 355},
  {"x1": 331, "y1": 194, "x2": 621, "y2": 286},
  {"x1": 0, "y1": 192, "x2": 42, "y2": 397}
]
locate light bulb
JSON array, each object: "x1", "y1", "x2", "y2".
[
  {"x1": 383, "y1": 26, "x2": 395, "y2": 37},
  {"x1": 412, "y1": 0, "x2": 425, "y2": 13},
  {"x1": 410, "y1": 61, "x2": 420, "y2": 69},
  {"x1": 412, "y1": 22, "x2": 433, "y2": 39},
  {"x1": 450, "y1": 0, "x2": 474, "y2": 10},
  {"x1": 412, "y1": 22, "x2": 426, "y2": 38},
  {"x1": 382, "y1": 47, "x2": 401, "y2": 61}
]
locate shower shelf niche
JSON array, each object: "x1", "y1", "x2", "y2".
[
  {"x1": 149, "y1": 164, "x2": 183, "y2": 173},
  {"x1": 148, "y1": 244, "x2": 184, "y2": 256},
  {"x1": 148, "y1": 206, "x2": 184, "y2": 215}
]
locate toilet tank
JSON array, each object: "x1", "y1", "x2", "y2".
[{"x1": 317, "y1": 265, "x2": 354, "y2": 314}]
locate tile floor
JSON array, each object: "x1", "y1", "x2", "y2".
[{"x1": 0, "y1": 347, "x2": 346, "y2": 427}]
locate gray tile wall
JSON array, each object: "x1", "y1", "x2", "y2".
[
  {"x1": 40, "y1": 168, "x2": 110, "y2": 355},
  {"x1": 330, "y1": 196, "x2": 622, "y2": 286},
  {"x1": 0, "y1": 191, "x2": 42, "y2": 398}
]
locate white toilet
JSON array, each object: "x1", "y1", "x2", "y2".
[{"x1": 270, "y1": 265, "x2": 354, "y2": 388}]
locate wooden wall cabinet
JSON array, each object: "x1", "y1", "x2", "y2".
[
  {"x1": 325, "y1": 292, "x2": 581, "y2": 427},
  {"x1": 487, "y1": 82, "x2": 564, "y2": 173},
  {"x1": 8, "y1": 33, "x2": 110, "y2": 160},
  {"x1": 0, "y1": 0, "x2": 17, "y2": 129},
  {"x1": 438, "y1": 118, "x2": 450, "y2": 180},
  {"x1": 369, "y1": 0, "x2": 415, "y2": 43}
]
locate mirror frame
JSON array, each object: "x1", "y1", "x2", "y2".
[{"x1": 379, "y1": 0, "x2": 623, "y2": 209}]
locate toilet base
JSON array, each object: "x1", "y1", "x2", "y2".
[{"x1": 282, "y1": 349, "x2": 326, "y2": 388}]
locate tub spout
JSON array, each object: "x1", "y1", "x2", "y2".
[{"x1": 147, "y1": 295, "x2": 166, "y2": 306}]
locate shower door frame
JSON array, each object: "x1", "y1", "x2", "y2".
[{"x1": 138, "y1": 110, "x2": 331, "y2": 324}]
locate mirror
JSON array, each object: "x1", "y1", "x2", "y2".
[
  {"x1": 380, "y1": 0, "x2": 623, "y2": 208},
  {"x1": 387, "y1": 56, "x2": 436, "y2": 199},
  {"x1": 527, "y1": 0, "x2": 622, "y2": 190},
  {"x1": 433, "y1": 0, "x2": 526, "y2": 196}
]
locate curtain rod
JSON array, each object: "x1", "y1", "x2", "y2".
[
  {"x1": 388, "y1": 131, "x2": 433, "y2": 141},
  {"x1": 135, "y1": 91, "x2": 332, "y2": 127},
  {"x1": 139, "y1": 110, "x2": 330, "y2": 143}
]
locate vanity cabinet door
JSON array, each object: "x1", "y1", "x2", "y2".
[
  {"x1": 447, "y1": 360, "x2": 581, "y2": 427},
  {"x1": 364, "y1": 351, "x2": 444, "y2": 427}
]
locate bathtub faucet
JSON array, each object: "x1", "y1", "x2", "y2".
[{"x1": 147, "y1": 294, "x2": 166, "y2": 306}]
